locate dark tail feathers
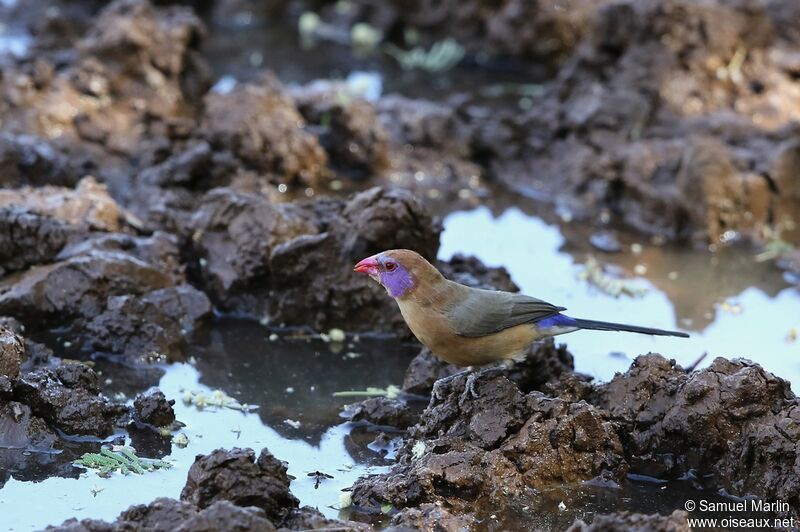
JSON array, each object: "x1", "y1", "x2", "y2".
[{"x1": 572, "y1": 318, "x2": 689, "y2": 338}]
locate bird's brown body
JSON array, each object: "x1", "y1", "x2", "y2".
[{"x1": 396, "y1": 284, "x2": 539, "y2": 366}]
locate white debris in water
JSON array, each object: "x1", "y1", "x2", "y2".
[
  {"x1": 345, "y1": 71, "x2": 382, "y2": 101},
  {"x1": 269, "y1": 333, "x2": 279, "y2": 342},
  {"x1": 173, "y1": 433, "x2": 189, "y2": 448},
  {"x1": 338, "y1": 491, "x2": 352, "y2": 509},
  {"x1": 634, "y1": 264, "x2": 647, "y2": 275},
  {"x1": 284, "y1": 419, "x2": 301, "y2": 429},
  {"x1": 328, "y1": 328, "x2": 346, "y2": 343},
  {"x1": 285, "y1": 387, "x2": 295, "y2": 394},
  {"x1": 210, "y1": 75, "x2": 237, "y2": 95},
  {"x1": 558, "y1": 501, "x2": 567, "y2": 511},
  {"x1": 630, "y1": 243, "x2": 643, "y2": 255}
]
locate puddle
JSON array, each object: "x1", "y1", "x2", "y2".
[
  {"x1": 439, "y1": 204, "x2": 800, "y2": 389},
  {"x1": 201, "y1": 16, "x2": 542, "y2": 105},
  {"x1": 1, "y1": 325, "x2": 417, "y2": 531}
]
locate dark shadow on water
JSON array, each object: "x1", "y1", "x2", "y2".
[{"x1": 188, "y1": 317, "x2": 419, "y2": 444}]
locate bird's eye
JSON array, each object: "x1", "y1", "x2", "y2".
[{"x1": 385, "y1": 261, "x2": 398, "y2": 272}]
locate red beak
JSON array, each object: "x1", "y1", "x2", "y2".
[{"x1": 353, "y1": 256, "x2": 379, "y2": 275}]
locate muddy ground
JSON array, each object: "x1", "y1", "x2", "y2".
[{"x1": 0, "y1": 0, "x2": 799, "y2": 530}]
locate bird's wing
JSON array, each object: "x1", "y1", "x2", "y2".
[{"x1": 444, "y1": 285, "x2": 566, "y2": 338}]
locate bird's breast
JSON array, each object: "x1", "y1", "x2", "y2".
[{"x1": 396, "y1": 299, "x2": 539, "y2": 367}]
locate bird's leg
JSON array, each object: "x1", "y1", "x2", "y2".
[
  {"x1": 460, "y1": 363, "x2": 510, "y2": 405},
  {"x1": 431, "y1": 368, "x2": 472, "y2": 402}
]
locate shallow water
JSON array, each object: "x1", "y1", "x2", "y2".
[{"x1": 2, "y1": 327, "x2": 417, "y2": 530}]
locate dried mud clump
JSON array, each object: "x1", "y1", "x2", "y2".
[
  {"x1": 8, "y1": 363, "x2": 128, "y2": 437},
  {"x1": 180, "y1": 447, "x2": 299, "y2": 522},
  {"x1": 593, "y1": 354, "x2": 800, "y2": 518},
  {"x1": 351, "y1": 371, "x2": 626, "y2": 516},
  {"x1": 351, "y1": 352, "x2": 799, "y2": 523},
  {"x1": 185, "y1": 185, "x2": 440, "y2": 331},
  {"x1": 566, "y1": 510, "x2": 690, "y2": 532}
]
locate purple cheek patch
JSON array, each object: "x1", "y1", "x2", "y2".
[{"x1": 380, "y1": 265, "x2": 415, "y2": 298}]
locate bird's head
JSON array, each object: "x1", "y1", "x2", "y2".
[{"x1": 353, "y1": 249, "x2": 441, "y2": 299}]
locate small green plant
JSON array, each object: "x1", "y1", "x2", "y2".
[
  {"x1": 384, "y1": 38, "x2": 465, "y2": 73},
  {"x1": 74, "y1": 446, "x2": 172, "y2": 478},
  {"x1": 755, "y1": 225, "x2": 795, "y2": 263}
]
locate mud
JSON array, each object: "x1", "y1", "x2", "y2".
[
  {"x1": 133, "y1": 388, "x2": 176, "y2": 428},
  {"x1": 349, "y1": 352, "x2": 800, "y2": 524},
  {"x1": 0, "y1": 325, "x2": 24, "y2": 378},
  {"x1": 48, "y1": 447, "x2": 365, "y2": 532},
  {"x1": 566, "y1": 510, "x2": 690, "y2": 532},
  {"x1": 594, "y1": 355, "x2": 800, "y2": 518},
  {"x1": 10, "y1": 363, "x2": 129, "y2": 437},
  {"x1": 269, "y1": 0, "x2": 800, "y2": 247}
]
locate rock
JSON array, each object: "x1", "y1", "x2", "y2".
[
  {"x1": 439, "y1": 254, "x2": 519, "y2": 292},
  {"x1": 133, "y1": 388, "x2": 176, "y2": 427},
  {"x1": 0, "y1": 250, "x2": 173, "y2": 325},
  {"x1": 294, "y1": 88, "x2": 389, "y2": 178},
  {"x1": 85, "y1": 284, "x2": 211, "y2": 361},
  {"x1": 0, "y1": 207, "x2": 69, "y2": 276},
  {"x1": 201, "y1": 81, "x2": 328, "y2": 187},
  {"x1": 48, "y1": 498, "x2": 276, "y2": 532},
  {"x1": 0, "y1": 326, "x2": 24, "y2": 378},
  {"x1": 11, "y1": 364, "x2": 128, "y2": 436},
  {"x1": 185, "y1": 185, "x2": 440, "y2": 331},
  {"x1": 281, "y1": 506, "x2": 369, "y2": 531},
  {"x1": 342, "y1": 397, "x2": 415, "y2": 429},
  {"x1": 0, "y1": 177, "x2": 132, "y2": 233},
  {"x1": 401, "y1": 347, "x2": 460, "y2": 396},
  {"x1": 566, "y1": 510, "x2": 690, "y2": 531},
  {"x1": 180, "y1": 448, "x2": 299, "y2": 522},
  {"x1": 185, "y1": 187, "x2": 317, "y2": 315},
  {"x1": 0, "y1": 134, "x2": 80, "y2": 188},
  {"x1": 402, "y1": 338, "x2": 575, "y2": 396},
  {"x1": 77, "y1": 0, "x2": 210, "y2": 115},
  {"x1": 0, "y1": 401, "x2": 57, "y2": 451},
  {"x1": 56, "y1": 231, "x2": 185, "y2": 284},
  {"x1": 351, "y1": 372, "x2": 626, "y2": 516},
  {"x1": 592, "y1": 354, "x2": 800, "y2": 517},
  {"x1": 388, "y1": 503, "x2": 478, "y2": 531},
  {"x1": 268, "y1": 186, "x2": 440, "y2": 332}
]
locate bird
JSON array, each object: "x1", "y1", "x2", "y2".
[{"x1": 353, "y1": 249, "x2": 688, "y2": 398}]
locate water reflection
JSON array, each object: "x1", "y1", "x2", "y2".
[{"x1": 188, "y1": 319, "x2": 418, "y2": 443}]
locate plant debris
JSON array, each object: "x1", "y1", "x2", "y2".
[
  {"x1": 577, "y1": 256, "x2": 647, "y2": 298},
  {"x1": 332, "y1": 385, "x2": 401, "y2": 399},
  {"x1": 181, "y1": 389, "x2": 258, "y2": 413},
  {"x1": 384, "y1": 38, "x2": 465, "y2": 73},
  {"x1": 74, "y1": 446, "x2": 172, "y2": 478}
]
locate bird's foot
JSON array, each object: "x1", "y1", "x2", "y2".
[
  {"x1": 458, "y1": 366, "x2": 506, "y2": 406},
  {"x1": 431, "y1": 368, "x2": 471, "y2": 403}
]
